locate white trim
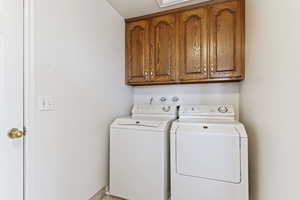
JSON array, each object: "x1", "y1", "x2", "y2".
[
  {"x1": 24, "y1": 0, "x2": 35, "y2": 199},
  {"x1": 156, "y1": 0, "x2": 191, "y2": 7},
  {"x1": 89, "y1": 187, "x2": 107, "y2": 200}
]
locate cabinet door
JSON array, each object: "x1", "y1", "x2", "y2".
[
  {"x1": 150, "y1": 14, "x2": 177, "y2": 82},
  {"x1": 126, "y1": 20, "x2": 150, "y2": 83},
  {"x1": 209, "y1": 0, "x2": 244, "y2": 80},
  {"x1": 179, "y1": 7, "x2": 209, "y2": 82}
]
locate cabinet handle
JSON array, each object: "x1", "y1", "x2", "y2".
[
  {"x1": 210, "y1": 64, "x2": 215, "y2": 72},
  {"x1": 150, "y1": 71, "x2": 154, "y2": 77},
  {"x1": 144, "y1": 71, "x2": 149, "y2": 79},
  {"x1": 150, "y1": 71, "x2": 154, "y2": 79}
]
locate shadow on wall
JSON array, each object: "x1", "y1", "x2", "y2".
[{"x1": 242, "y1": 121, "x2": 259, "y2": 200}]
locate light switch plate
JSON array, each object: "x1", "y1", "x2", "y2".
[{"x1": 39, "y1": 96, "x2": 55, "y2": 111}]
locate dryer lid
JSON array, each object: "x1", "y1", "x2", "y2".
[{"x1": 175, "y1": 125, "x2": 241, "y2": 183}]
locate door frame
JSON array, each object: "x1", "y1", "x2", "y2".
[{"x1": 24, "y1": 0, "x2": 35, "y2": 199}]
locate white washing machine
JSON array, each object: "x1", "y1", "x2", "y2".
[
  {"x1": 171, "y1": 105, "x2": 248, "y2": 200},
  {"x1": 109, "y1": 104, "x2": 177, "y2": 200}
]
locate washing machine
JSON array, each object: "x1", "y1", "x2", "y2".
[
  {"x1": 109, "y1": 104, "x2": 178, "y2": 200},
  {"x1": 171, "y1": 105, "x2": 248, "y2": 200}
]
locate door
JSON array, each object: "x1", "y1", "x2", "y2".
[
  {"x1": 209, "y1": 0, "x2": 244, "y2": 80},
  {"x1": 179, "y1": 7, "x2": 209, "y2": 82},
  {"x1": 175, "y1": 125, "x2": 241, "y2": 183},
  {"x1": 0, "y1": 0, "x2": 24, "y2": 200},
  {"x1": 126, "y1": 20, "x2": 150, "y2": 84},
  {"x1": 150, "y1": 14, "x2": 177, "y2": 82}
]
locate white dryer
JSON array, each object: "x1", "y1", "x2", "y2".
[
  {"x1": 109, "y1": 104, "x2": 177, "y2": 200},
  {"x1": 171, "y1": 105, "x2": 248, "y2": 200}
]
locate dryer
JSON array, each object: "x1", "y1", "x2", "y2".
[
  {"x1": 109, "y1": 104, "x2": 177, "y2": 200},
  {"x1": 171, "y1": 105, "x2": 248, "y2": 200}
]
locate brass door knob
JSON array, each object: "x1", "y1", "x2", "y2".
[{"x1": 8, "y1": 128, "x2": 24, "y2": 139}]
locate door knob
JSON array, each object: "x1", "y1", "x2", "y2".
[{"x1": 8, "y1": 128, "x2": 24, "y2": 139}]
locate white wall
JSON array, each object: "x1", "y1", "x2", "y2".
[
  {"x1": 25, "y1": 1, "x2": 132, "y2": 200},
  {"x1": 106, "y1": 0, "x2": 214, "y2": 18},
  {"x1": 134, "y1": 83, "x2": 240, "y2": 117},
  {"x1": 240, "y1": 0, "x2": 300, "y2": 199}
]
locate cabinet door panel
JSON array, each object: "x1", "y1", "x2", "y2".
[
  {"x1": 179, "y1": 7, "x2": 208, "y2": 81},
  {"x1": 126, "y1": 20, "x2": 149, "y2": 83},
  {"x1": 150, "y1": 14, "x2": 177, "y2": 82},
  {"x1": 210, "y1": 1, "x2": 244, "y2": 79}
]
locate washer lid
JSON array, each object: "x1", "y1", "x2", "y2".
[
  {"x1": 117, "y1": 118, "x2": 162, "y2": 127},
  {"x1": 175, "y1": 125, "x2": 241, "y2": 183},
  {"x1": 111, "y1": 117, "x2": 171, "y2": 131}
]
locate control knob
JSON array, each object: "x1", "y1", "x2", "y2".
[{"x1": 218, "y1": 106, "x2": 228, "y2": 113}]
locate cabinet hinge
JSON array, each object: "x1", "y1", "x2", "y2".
[{"x1": 23, "y1": 126, "x2": 27, "y2": 136}]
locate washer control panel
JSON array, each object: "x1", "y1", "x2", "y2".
[
  {"x1": 132, "y1": 104, "x2": 177, "y2": 115},
  {"x1": 218, "y1": 105, "x2": 229, "y2": 113}
]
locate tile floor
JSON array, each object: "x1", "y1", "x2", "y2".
[{"x1": 102, "y1": 195, "x2": 122, "y2": 200}]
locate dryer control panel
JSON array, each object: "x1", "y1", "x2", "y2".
[{"x1": 179, "y1": 105, "x2": 235, "y2": 120}]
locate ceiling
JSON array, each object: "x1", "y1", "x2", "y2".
[{"x1": 106, "y1": 0, "x2": 211, "y2": 19}]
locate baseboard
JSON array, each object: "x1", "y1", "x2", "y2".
[{"x1": 89, "y1": 187, "x2": 107, "y2": 200}]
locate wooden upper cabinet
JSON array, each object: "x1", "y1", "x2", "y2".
[
  {"x1": 126, "y1": 20, "x2": 149, "y2": 84},
  {"x1": 149, "y1": 14, "x2": 177, "y2": 83},
  {"x1": 125, "y1": 0, "x2": 245, "y2": 85},
  {"x1": 179, "y1": 7, "x2": 209, "y2": 82},
  {"x1": 209, "y1": 0, "x2": 244, "y2": 80}
]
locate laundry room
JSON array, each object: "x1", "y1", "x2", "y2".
[{"x1": 0, "y1": 0, "x2": 299, "y2": 200}]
